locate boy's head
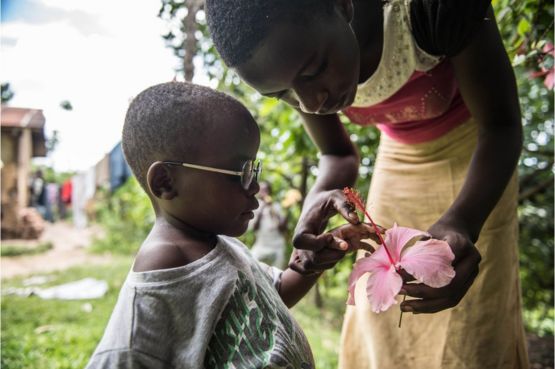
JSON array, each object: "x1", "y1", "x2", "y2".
[
  {"x1": 205, "y1": 0, "x2": 360, "y2": 114},
  {"x1": 122, "y1": 82, "x2": 261, "y2": 236}
]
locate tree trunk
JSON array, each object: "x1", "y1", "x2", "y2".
[{"x1": 182, "y1": 0, "x2": 202, "y2": 81}]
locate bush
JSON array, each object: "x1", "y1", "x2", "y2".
[{"x1": 91, "y1": 177, "x2": 154, "y2": 255}]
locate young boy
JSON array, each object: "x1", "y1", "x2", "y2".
[{"x1": 85, "y1": 81, "x2": 376, "y2": 369}]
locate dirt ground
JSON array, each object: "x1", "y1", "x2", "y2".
[
  {"x1": 528, "y1": 333, "x2": 555, "y2": 369},
  {"x1": 1, "y1": 221, "x2": 553, "y2": 367},
  {"x1": 1, "y1": 221, "x2": 112, "y2": 279}
]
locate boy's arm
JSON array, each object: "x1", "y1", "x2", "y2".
[{"x1": 278, "y1": 267, "x2": 323, "y2": 308}]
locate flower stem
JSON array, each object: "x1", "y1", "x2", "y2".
[
  {"x1": 398, "y1": 295, "x2": 407, "y2": 328},
  {"x1": 343, "y1": 187, "x2": 395, "y2": 265}
]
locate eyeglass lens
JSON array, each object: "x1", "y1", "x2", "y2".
[
  {"x1": 241, "y1": 161, "x2": 254, "y2": 189},
  {"x1": 241, "y1": 161, "x2": 262, "y2": 189}
]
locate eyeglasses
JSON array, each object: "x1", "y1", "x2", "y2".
[{"x1": 163, "y1": 160, "x2": 262, "y2": 190}]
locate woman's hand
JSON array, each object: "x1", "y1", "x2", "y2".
[
  {"x1": 400, "y1": 221, "x2": 482, "y2": 313},
  {"x1": 289, "y1": 189, "x2": 361, "y2": 274},
  {"x1": 294, "y1": 189, "x2": 360, "y2": 248}
]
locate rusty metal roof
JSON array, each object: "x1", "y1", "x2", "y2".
[{"x1": 1, "y1": 106, "x2": 45, "y2": 129}]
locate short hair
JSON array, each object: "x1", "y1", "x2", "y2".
[
  {"x1": 122, "y1": 81, "x2": 241, "y2": 191},
  {"x1": 205, "y1": 0, "x2": 335, "y2": 67}
]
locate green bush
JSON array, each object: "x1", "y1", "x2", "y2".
[{"x1": 91, "y1": 177, "x2": 154, "y2": 255}]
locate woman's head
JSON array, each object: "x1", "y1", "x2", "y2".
[{"x1": 206, "y1": 0, "x2": 360, "y2": 115}]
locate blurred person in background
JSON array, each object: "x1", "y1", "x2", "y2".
[{"x1": 251, "y1": 181, "x2": 289, "y2": 269}]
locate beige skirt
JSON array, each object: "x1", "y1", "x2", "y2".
[{"x1": 339, "y1": 120, "x2": 529, "y2": 369}]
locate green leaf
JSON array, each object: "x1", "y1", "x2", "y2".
[{"x1": 517, "y1": 18, "x2": 531, "y2": 36}]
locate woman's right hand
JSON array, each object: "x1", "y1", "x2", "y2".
[{"x1": 289, "y1": 189, "x2": 361, "y2": 274}]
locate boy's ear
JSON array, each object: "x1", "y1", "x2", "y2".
[
  {"x1": 335, "y1": 0, "x2": 354, "y2": 23},
  {"x1": 147, "y1": 162, "x2": 178, "y2": 200}
]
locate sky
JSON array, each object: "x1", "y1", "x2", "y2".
[{"x1": 2, "y1": 0, "x2": 208, "y2": 172}]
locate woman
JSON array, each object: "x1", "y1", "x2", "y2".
[{"x1": 205, "y1": 0, "x2": 528, "y2": 368}]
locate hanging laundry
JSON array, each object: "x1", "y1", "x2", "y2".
[{"x1": 109, "y1": 142, "x2": 132, "y2": 192}]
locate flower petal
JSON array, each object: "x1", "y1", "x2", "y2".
[
  {"x1": 399, "y1": 239, "x2": 456, "y2": 288},
  {"x1": 365, "y1": 262, "x2": 403, "y2": 313},
  {"x1": 347, "y1": 250, "x2": 391, "y2": 304},
  {"x1": 385, "y1": 224, "x2": 430, "y2": 262},
  {"x1": 347, "y1": 257, "x2": 376, "y2": 305}
]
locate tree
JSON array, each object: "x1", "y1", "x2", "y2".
[
  {"x1": 1, "y1": 82, "x2": 15, "y2": 104},
  {"x1": 59, "y1": 100, "x2": 73, "y2": 111},
  {"x1": 159, "y1": 0, "x2": 204, "y2": 81}
]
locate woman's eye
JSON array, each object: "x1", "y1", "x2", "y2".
[{"x1": 301, "y1": 60, "x2": 328, "y2": 80}]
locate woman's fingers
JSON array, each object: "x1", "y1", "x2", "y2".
[
  {"x1": 398, "y1": 269, "x2": 415, "y2": 282},
  {"x1": 400, "y1": 297, "x2": 454, "y2": 314},
  {"x1": 400, "y1": 250, "x2": 480, "y2": 313},
  {"x1": 329, "y1": 191, "x2": 360, "y2": 224}
]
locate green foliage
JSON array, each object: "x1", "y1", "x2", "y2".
[
  {"x1": 1, "y1": 242, "x2": 53, "y2": 257},
  {"x1": 291, "y1": 288, "x2": 346, "y2": 369},
  {"x1": 495, "y1": 0, "x2": 554, "y2": 335},
  {"x1": 1, "y1": 82, "x2": 15, "y2": 103},
  {"x1": 516, "y1": 65, "x2": 554, "y2": 335},
  {"x1": 91, "y1": 177, "x2": 154, "y2": 255},
  {"x1": 59, "y1": 100, "x2": 73, "y2": 111},
  {"x1": 31, "y1": 165, "x2": 75, "y2": 185}
]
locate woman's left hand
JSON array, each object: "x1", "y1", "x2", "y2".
[{"x1": 399, "y1": 221, "x2": 482, "y2": 313}]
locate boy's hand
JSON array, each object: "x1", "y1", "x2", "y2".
[
  {"x1": 289, "y1": 247, "x2": 345, "y2": 275},
  {"x1": 289, "y1": 222, "x2": 383, "y2": 274}
]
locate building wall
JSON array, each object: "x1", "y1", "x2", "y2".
[
  {"x1": 1, "y1": 133, "x2": 20, "y2": 231},
  {"x1": 1, "y1": 129, "x2": 33, "y2": 229}
]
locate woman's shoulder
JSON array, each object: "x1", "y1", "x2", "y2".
[{"x1": 407, "y1": 0, "x2": 491, "y2": 57}]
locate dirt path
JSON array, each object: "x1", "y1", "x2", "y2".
[{"x1": 1, "y1": 221, "x2": 113, "y2": 279}]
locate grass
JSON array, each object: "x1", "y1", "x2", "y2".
[
  {"x1": 1, "y1": 257, "x2": 133, "y2": 369},
  {"x1": 292, "y1": 287, "x2": 348, "y2": 369},
  {"x1": 1, "y1": 257, "x2": 347, "y2": 369},
  {"x1": 1, "y1": 242, "x2": 54, "y2": 257},
  {"x1": 2, "y1": 254, "x2": 554, "y2": 369}
]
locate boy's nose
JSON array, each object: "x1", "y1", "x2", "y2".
[{"x1": 246, "y1": 179, "x2": 260, "y2": 196}]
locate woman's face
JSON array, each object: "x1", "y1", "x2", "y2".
[{"x1": 236, "y1": 10, "x2": 360, "y2": 115}]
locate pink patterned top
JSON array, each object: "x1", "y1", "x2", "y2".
[{"x1": 343, "y1": 60, "x2": 470, "y2": 144}]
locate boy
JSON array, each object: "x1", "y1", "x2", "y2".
[{"x1": 85, "y1": 82, "x2": 377, "y2": 368}]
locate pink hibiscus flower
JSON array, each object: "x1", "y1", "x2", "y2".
[{"x1": 347, "y1": 224, "x2": 456, "y2": 313}]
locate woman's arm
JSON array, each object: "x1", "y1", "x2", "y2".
[
  {"x1": 401, "y1": 7, "x2": 523, "y2": 313},
  {"x1": 440, "y1": 8, "x2": 522, "y2": 240},
  {"x1": 289, "y1": 112, "x2": 362, "y2": 274}
]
